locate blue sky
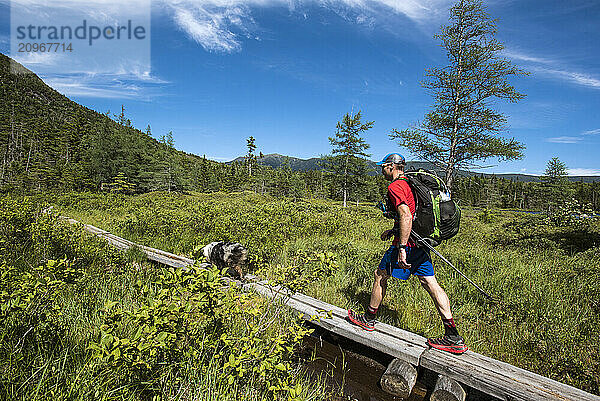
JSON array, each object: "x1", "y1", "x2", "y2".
[{"x1": 1, "y1": 0, "x2": 599, "y2": 175}]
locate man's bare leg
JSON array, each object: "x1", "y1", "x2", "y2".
[
  {"x1": 347, "y1": 269, "x2": 389, "y2": 330},
  {"x1": 369, "y1": 268, "x2": 389, "y2": 310},
  {"x1": 418, "y1": 275, "x2": 452, "y2": 319},
  {"x1": 418, "y1": 275, "x2": 467, "y2": 353}
]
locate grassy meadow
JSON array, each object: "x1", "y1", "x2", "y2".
[
  {"x1": 0, "y1": 195, "x2": 331, "y2": 401},
  {"x1": 3, "y1": 190, "x2": 600, "y2": 399}
]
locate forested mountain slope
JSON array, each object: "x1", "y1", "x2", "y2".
[{"x1": 0, "y1": 53, "x2": 220, "y2": 192}]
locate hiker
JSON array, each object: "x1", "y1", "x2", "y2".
[{"x1": 347, "y1": 153, "x2": 468, "y2": 354}]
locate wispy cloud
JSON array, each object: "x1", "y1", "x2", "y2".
[
  {"x1": 8, "y1": 1, "x2": 165, "y2": 99},
  {"x1": 546, "y1": 128, "x2": 600, "y2": 144},
  {"x1": 567, "y1": 168, "x2": 600, "y2": 176},
  {"x1": 532, "y1": 67, "x2": 600, "y2": 90},
  {"x1": 583, "y1": 128, "x2": 600, "y2": 136},
  {"x1": 205, "y1": 155, "x2": 232, "y2": 162},
  {"x1": 502, "y1": 50, "x2": 553, "y2": 64},
  {"x1": 494, "y1": 169, "x2": 541, "y2": 176},
  {"x1": 504, "y1": 48, "x2": 600, "y2": 90},
  {"x1": 9, "y1": 0, "x2": 150, "y2": 16},
  {"x1": 170, "y1": 4, "x2": 250, "y2": 53},
  {"x1": 41, "y1": 73, "x2": 167, "y2": 100},
  {"x1": 546, "y1": 136, "x2": 584, "y2": 144},
  {"x1": 160, "y1": 0, "x2": 450, "y2": 53},
  {"x1": 11, "y1": 51, "x2": 62, "y2": 67}
]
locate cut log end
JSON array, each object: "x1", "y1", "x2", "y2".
[
  {"x1": 430, "y1": 375, "x2": 466, "y2": 401},
  {"x1": 380, "y1": 359, "x2": 417, "y2": 399}
]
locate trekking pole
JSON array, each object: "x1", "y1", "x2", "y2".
[{"x1": 410, "y1": 231, "x2": 496, "y2": 301}]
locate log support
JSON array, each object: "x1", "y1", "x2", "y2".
[
  {"x1": 380, "y1": 358, "x2": 418, "y2": 399},
  {"x1": 431, "y1": 374, "x2": 467, "y2": 401}
]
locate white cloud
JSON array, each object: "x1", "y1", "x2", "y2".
[
  {"x1": 567, "y1": 168, "x2": 600, "y2": 176},
  {"x1": 337, "y1": 0, "x2": 448, "y2": 22},
  {"x1": 582, "y1": 128, "x2": 600, "y2": 136},
  {"x1": 41, "y1": 73, "x2": 164, "y2": 100},
  {"x1": 504, "y1": 49, "x2": 600, "y2": 91},
  {"x1": 171, "y1": 5, "x2": 245, "y2": 52},
  {"x1": 10, "y1": 0, "x2": 450, "y2": 55},
  {"x1": 495, "y1": 170, "x2": 541, "y2": 176},
  {"x1": 43, "y1": 77, "x2": 140, "y2": 99},
  {"x1": 542, "y1": 69, "x2": 600, "y2": 89},
  {"x1": 502, "y1": 50, "x2": 553, "y2": 65},
  {"x1": 546, "y1": 136, "x2": 584, "y2": 144},
  {"x1": 9, "y1": 0, "x2": 150, "y2": 16},
  {"x1": 545, "y1": 128, "x2": 600, "y2": 145},
  {"x1": 160, "y1": 0, "x2": 450, "y2": 53},
  {"x1": 205, "y1": 155, "x2": 232, "y2": 162},
  {"x1": 8, "y1": 0, "x2": 163, "y2": 97},
  {"x1": 11, "y1": 51, "x2": 62, "y2": 66}
]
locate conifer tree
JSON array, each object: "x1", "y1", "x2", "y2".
[
  {"x1": 543, "y1": 157, "x2": 568, "y2": 182},
  {"x1": 541, "y1": 157, "x2": 572, "y2": 214},
  {"x1": 246, "y1": 136, "x2": 257, "y2": 177},
  {"x1": 391, "y1": 0, "x2": 526, "y2": 190},
  {"x1": 326, "y1": 111, "x2": 373, "y2": 207}
]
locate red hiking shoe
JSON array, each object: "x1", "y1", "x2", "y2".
[
  {"x1": 427, "y1": 335, "x2": 468, "y2": 354},
  {"x1": 347, "y1": 309, "x2": 375, "y2": 331}
]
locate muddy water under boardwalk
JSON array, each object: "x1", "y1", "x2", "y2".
[{"x1": 300, "y1": 327, "x2": 429, "y2": 401}]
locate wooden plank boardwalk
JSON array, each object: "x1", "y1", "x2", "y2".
[{"x1": 67, "y1": 217, "x2": 599, "y2": 401}]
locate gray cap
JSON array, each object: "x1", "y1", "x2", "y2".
[{"x1": 376, "y1": 153, "x2": 405, "y2": 165}]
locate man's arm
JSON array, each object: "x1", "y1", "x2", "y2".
[
  {"x1": 396, "y1": 203, "x2": 412, "y2": 245},
  {"x1": 396, "y1": 203, "x2": 412, "y2": 268}
]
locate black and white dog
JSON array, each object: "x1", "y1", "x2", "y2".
[{"x1": 201, "y1": 241, "x2": 248, "y2": 280}]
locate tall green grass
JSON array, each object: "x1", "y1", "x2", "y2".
[
  {"x1": 0, "y1": 195, "x2": 330, "y2": 401},
  {"x1": 48, "y1": 191, "x2": 600, "y2": 395}
]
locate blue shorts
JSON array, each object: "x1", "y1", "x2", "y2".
[{"x1": 378, "y1": 245, "x2": 434, "y2": 280}]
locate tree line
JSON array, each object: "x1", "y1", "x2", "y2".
[
  {"x1": 2, "y1": 0, "x2": 598, "y2": 212},
  {"x1": 2, "y1": 52, "x2": 599, "y2": 211}
]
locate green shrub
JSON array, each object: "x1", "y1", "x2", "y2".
[{"x1": 0, "y1": 195, "x2": 329, "y2": 400}]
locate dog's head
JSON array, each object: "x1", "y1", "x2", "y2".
[{"x1": 202, "y1": 242, "x2": 220, "y2": 261}]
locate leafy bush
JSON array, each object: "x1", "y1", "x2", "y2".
[
  {"x1": 547, "y1": 198, "x2": 596, "y2": 228},
  {"x1": 32, "y1": 191, "x2": 600, "y2": 394},
  {"x1": 477, "y1": 208, "x2": 497, "y2": 223},
  {"x1": 0, "y1": 195, "x2": 329, "y2": 400}
]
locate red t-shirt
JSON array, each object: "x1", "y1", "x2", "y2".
[{"x1": 387, "y1": 178, "x2": 415, "y2": 246}]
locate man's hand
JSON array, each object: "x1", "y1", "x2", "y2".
[
  {"x1": 380, "y1": 229, "x2": 394, "y2": 241},
  {"x1": 397, "y1": 248, "x2": 411, "y2": 268}
]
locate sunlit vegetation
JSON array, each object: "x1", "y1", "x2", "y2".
[{"x1": 30, "y1": 191, "x2": 598, "y2": 395}]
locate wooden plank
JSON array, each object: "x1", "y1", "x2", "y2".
[
  {"x1": 64, "y1": 216, "x2": 600, "y2": 401},
  {"x1": 73, "y1": 220, "x2": 195, "y2": 268},
  {"x1": 247, "y1": 281, "x2": 426, "y2": 366},
  {"x1": 291, "y1": 292, "x2": 427, "y2": 348},
  {"x1": 421, "y1": 349, "x2": 600, "y2": 401}
]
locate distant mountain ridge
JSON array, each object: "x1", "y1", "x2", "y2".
[{"x1": 230, "y1": 153, "x2": 600, "y2": 183}]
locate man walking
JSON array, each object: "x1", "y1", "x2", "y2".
[{"x1": 347, "y1": 153, "x2": 467, "y2": 354}]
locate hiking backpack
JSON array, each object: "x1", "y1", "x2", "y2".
[{"x1": 383, "y1": 169, "x2": 461, "y2": 246}]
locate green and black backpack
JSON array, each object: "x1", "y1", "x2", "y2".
[{"x1": 382, "y1": 169, "x2": 461, "y2": 246}]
